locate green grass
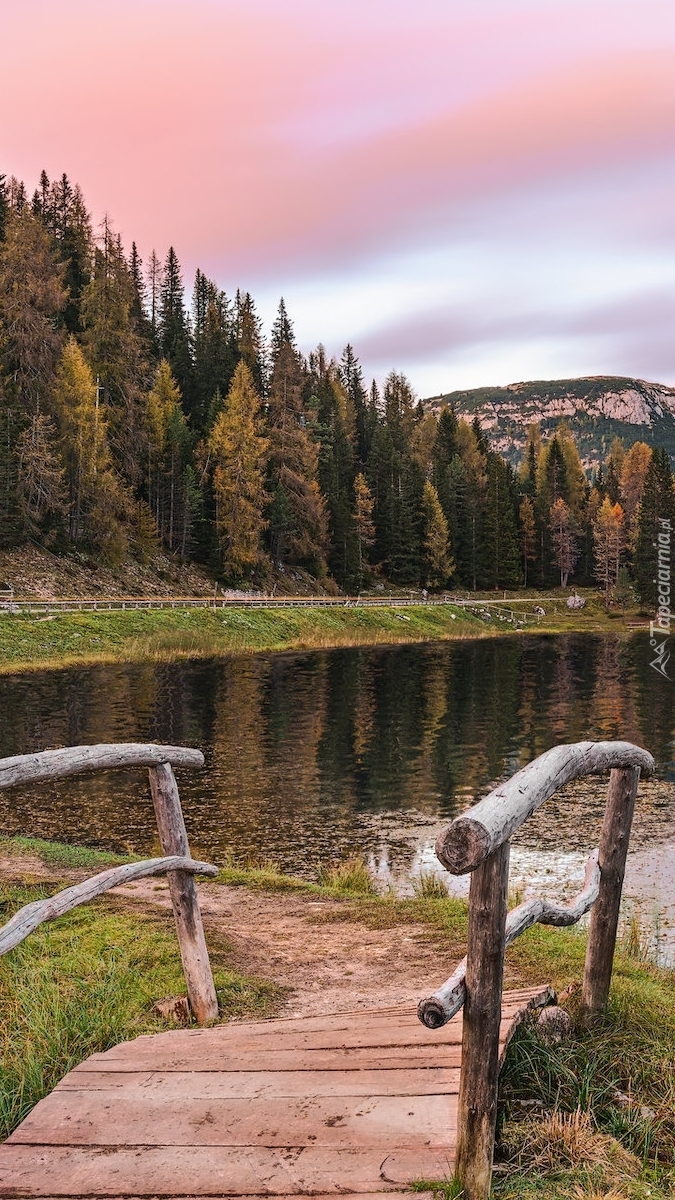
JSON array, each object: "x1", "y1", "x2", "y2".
[
  {"x1": 0, "y1": 595, "x2": 637, "y2": 674},
  {"x1": 0, "y1": 833, "x2": 130, "y2": 871},
  {"x1": 0, "y1": 883, "x2": 283, "y2": 1140}
]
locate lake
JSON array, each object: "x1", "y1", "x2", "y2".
[{"x1": 1, "y1": 633, "x2": 673, "y2": 956}]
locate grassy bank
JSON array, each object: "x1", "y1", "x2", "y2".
[
  {"x1": 0, "y1": 594, "x2": 641, "y2": 674},
  {"x1": 0, "y1": 840, "x2": 673, "y2": 1197}
]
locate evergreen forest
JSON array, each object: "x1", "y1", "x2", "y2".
[{"x1": 0, "y1": 169, "x2": 673, "y2": 606}]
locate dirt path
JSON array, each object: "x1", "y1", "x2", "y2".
[
  {"x1": 116, "y1": 876, "x2": 452, "y2": 1017},
  {"x1": 0, "y1": 855, "x2": 455, "y2": 1018}
]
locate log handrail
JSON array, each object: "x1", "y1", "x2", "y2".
[
  {"x1": 0, "y1": 742, "x2": 218, "y2": 1025},
  {"x1": 418, "y1": 848, "x2": 600, "y2": 1029},
  {"x1": 0, "y1": 743, "x2": 204, "y2": 790},
  {"x1": 435, "y1": 740, "x2": 654, "y2": 874},
  {"x1": 0, "y1": 856, "x2": 217, "y2": 955},
  {"x1": 419, "y1": 739, "x2": 655, "y2": 1200}
]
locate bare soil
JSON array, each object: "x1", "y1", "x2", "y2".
[
  {"x1": 0, "y1": 855, "x2": 455, "y2": 1018},
  {"x1": 0, "y1": 544, "x2": 216, "y2": 599}
]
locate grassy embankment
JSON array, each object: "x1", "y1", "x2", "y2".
[
  {"x1": 0, "y1": 592, "x2": 643, "y2": 674},
  {"x1": 0, "y1": 836, "x2": 673, "y2": 1199}
]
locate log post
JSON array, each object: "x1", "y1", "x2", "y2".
[
  {"x1": 455, "y1": 840, "x2": 510, "y2": 1200},
  {"x1": 148, "y1": 763, "x2": 219, "y2": 1025},
  {"x1": 581, "y1": 765, "x2": 640, "y2": 1021}
]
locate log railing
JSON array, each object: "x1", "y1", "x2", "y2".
[
  {"x1": 0, "y1": 743, "x2": 219, "y2": 1025},
  {"x1": 417, "y1": 739, "x2": 655, "y2": 1200}
]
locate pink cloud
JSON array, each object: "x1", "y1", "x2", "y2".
[{"x1": 3, "y1": 2, "x2": 674, "y2": 284}]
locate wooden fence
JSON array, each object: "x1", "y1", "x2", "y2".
[
  {"x1": 0, "y1": 743, "x2": 219, "y2": 1024},
  {"x1": 417, "y1": 738, "x2": 655, "y2": 1200}
]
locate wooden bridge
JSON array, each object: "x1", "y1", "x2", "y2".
[
  {"x1": 0, "y1": 738, "x2": 654, "y2": 1200},
  {"x1": 0, "y1": 988, "x2": 550, "y2": 1198}
]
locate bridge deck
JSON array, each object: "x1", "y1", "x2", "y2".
[{"x1": 0, "y1": 986, "x2": 551, "y2": 1199}]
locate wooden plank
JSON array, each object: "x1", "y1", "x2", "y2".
[
  {"x1": 54, "y1": 1067, "x2": 461, "y2": 1098},
  {"x1": 0, "y1": 1145, "x2": 456, "y2": 1196},
  {"x1": 9, "y1": 1093, "x2": 456, "y2": 1148},
  {"x1": 75, "y1": 1046, "x2": 467, "y2": 1072}
]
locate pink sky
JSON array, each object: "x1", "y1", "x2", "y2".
[{"x1": 3, "y1": 0, "x2": 675, "y2": 394}]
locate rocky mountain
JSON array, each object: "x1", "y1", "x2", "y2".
[{"x1": 425, "y1": 376, "x2": 675, "y2": 468}]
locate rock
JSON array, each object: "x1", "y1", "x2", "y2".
[{"x1": 536, "y1": 1005, "x2": 572, "y2": 1044}]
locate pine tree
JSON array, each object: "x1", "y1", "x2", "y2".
[
  {"x1": 549, "y1": 497, "x2": 578, "y2": 587},
  {"x1": 145, "y1": 359, "x2": 189, "y2": 552},
  {"x1": 352, "y1": 472, "x2": 375, "y2": 588},
  {"x1": 0, "y1": 210, "x2": 66, "y2": 415},
  {"x1": 52, "y1": 337, "x2": 128, "y2": 560},
  {"x1": 519, "y1": 495, "x2": 536, "y2": 586},
  {"x1": 266, "y1": 341, "x2": 327, "y2": 571},
  {"x1": 80, "y1": 222, "x2": 149, "y2": 488},
  {"x1": 339, "y1": 345, "x2": 373, "y2": 462},
  {"x1": 421, "y1": 481, "x2": 453, "y2": 587},
  {"x1": 634, "y1": 447, "x2": 675, "y2": 608},
  {"x1": 593, "y1": 497, "x2": 625, "y2": 607},
  {"x1": 311, "y1": 356, "x2": 357, "y2": 585},
  {"x1": 235, "y1": 291, "x2": 266, "y2": 396},
  {"x1": 159, "y1": 247, "x2": 192, "y2": 408},
  {"x1": 481, "y1": 453, "x2": 519, "y2": 588},
  {"x1": 270, "y1": 297, "x2": 296, "y2": 368},
  {"x1": 15, "y1": 413, "x2": 66, "y2": 537},
  {"x1": 619, "y1": 441, "x2": 652, "y2": 550},
  {"x1": 208, "y1": 361, "x2": 268, "y2": 578},
  {"x1": 192, "y1": 271, "x2": 237, "y2": 431}
]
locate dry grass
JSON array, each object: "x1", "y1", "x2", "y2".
[{"x1": 500, "y1": 1109, "x2": 641, "y2": 1180}]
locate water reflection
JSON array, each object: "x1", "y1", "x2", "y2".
[{"x1": 0, "y1": 634, "x2": 672, "y2": 878}]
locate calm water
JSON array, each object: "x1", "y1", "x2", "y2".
[{"x1": 1, "y1": 634, "x2": 674, "y2": 948}]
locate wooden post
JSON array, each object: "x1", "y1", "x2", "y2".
[
  {"x1": 148, "y1": 763, "x2": 219, "y2": 1025},
  {"x1": 581, "y1": 765, "x2": 640, "y2": 1021},
  {"x1": 455, "y1": 841, "x2": 510, "y2": 1200}
]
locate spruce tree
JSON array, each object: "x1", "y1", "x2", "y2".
[
  {"x1": 634, "y1": 447, "x2": 675, "y2": 607},
  {"x1": 159, "y1": 247, "x2": 193, "y2": 409},
  {"x1": 208, "y1": 361, "x2": 268, "y2": 579}
]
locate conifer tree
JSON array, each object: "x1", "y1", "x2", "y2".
[
  {"x1": 619, "y1": 441, "x2": 652, "y2": 550},
  {"x1": 80, "y1": 222, "x2": 149, "y2": 487},
  {"x1": 593, "y1": 497, "x2": 625, "y2": 607},
  {"x1": 145, "y1": 359, "x2": 189, "y2": 552},
  {"x1": 421, "y1": 481, "x2": 453, "y2": 587},
  {"x1": 352, "y1": 472, "x2": 375, "y2": 588},
  {"x1": 339, "y1": 345, "x2": 373, "y2": 462},
  {"x1": 159, "y1": 247, "x2": 192, "y2": 409},
  {"x1": 549, "y1": 497, "x2": 578, "y2": 587},
  {"x1": 266, "y1": 339, "x2": 327, "y2": 571},
  {"x1": 481, "y1": 453, "x2": 519, "y2": 588},
  {"x1": 235, "y1": 291, "x2": 266, "y2": 396},
  {"x1": 518, "y1": 496, "x2": 536, "y2": 586},
  {"x1": 52, "y1": 337, "x2": 128, "y2": 560},
  {"x1": 634, "y1": 447, "x2": 675, "y2": 607},
  {"x1": 208, "y1": 361, "x2": 268, "y2": 578}
]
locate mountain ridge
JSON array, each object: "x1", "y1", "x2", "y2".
[{"x1": 424, "y1": 375, "x2": 675, "y2": 467}]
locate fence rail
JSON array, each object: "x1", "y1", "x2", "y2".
[
  {"x1": 0, "y1": 743, "x2": 218, "y2": 1026},
  {"x1": 0, "y1": 593, "x2": 542, "y2": 623},
  {"x1": 418, "y1": 738, "x2": 654, "y2": 1200}
]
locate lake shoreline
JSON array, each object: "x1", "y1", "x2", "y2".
[{"x1": 0, "y1": 598, "x2": 641, "y2": 675}]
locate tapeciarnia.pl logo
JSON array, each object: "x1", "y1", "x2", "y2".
[{"x1": 649, "y1": 517, "x2": 672, "y2": 681}]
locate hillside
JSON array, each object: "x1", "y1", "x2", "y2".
[{"x1": 425, "y1": 375, "x2": 675, "y2": 467}]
